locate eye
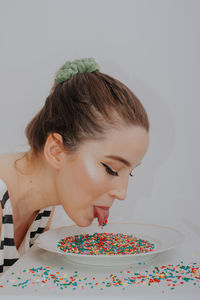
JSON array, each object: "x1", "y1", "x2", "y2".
[
  {"x1": 101, "y1": 162, "x2": 134, "y2": 177},
  {"x1": 101, "y1": 162, "x2": 119, "y2": 176}
]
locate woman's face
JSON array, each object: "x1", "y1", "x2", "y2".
[{"x1": 55, "y1": 125, "x2": 149, "y2": 227}]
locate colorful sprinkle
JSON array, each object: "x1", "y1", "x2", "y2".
[
  {"x1": 99, "y1": 218, "x2": 108, "y2": 228},
  {"x1": 57, "y1": 233, "x2": 155, "y2": 255},
  {"x1": 1, "y1": 262, "x2": 200, "y2": 292}
]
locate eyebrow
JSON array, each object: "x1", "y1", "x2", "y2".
[{"x1": 104, "y1": 155, "x2": 141, "y2": 168}]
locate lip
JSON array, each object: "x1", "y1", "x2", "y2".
[{"x1": 94, "y1": 205, "x2": 110, "y2": 209}]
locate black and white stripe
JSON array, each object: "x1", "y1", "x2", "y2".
[{"x1": 0, "y1": 178, "x2": 52, "y2": 274}]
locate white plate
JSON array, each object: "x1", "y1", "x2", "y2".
[{"x1": 37, "y1": 222, "x2": 184, "y2": 266}]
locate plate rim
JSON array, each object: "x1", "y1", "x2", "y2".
[{"x1": 37, "y1": 222, "x2": 185, "y2": 258}]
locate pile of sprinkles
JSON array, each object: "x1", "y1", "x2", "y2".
[
  {"x1": 57, "y1": 233, "x2": 155, "y2": 255},
  {"x1": 1, "y1": 261, "x2": 200, "y2": 292}
]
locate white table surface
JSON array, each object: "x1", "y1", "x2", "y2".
[{"x1": 0, "y1": 218, "x2": 200, "y2": 300}]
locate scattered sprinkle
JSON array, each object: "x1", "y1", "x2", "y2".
[
  {"x1": 57, "y1": 233, "x2": 155, "y2": 255},
  {"x1": 1, "y1": 262, "x2": 200, "y2": 292},
  {"x1": 99, "y1": 218, "x2": 108, "y2": 228}
]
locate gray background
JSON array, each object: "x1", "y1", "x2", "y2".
[{"x1": 0, "y1": 0, "x2": 199, "y2": 228}]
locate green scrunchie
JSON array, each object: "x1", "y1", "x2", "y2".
[{"x1": 55, "y1": 57, "x2": 100, "y2": 84}]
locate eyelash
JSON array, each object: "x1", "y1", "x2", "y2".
[{"x1": 101, "y1": 162, "x2": 134, "y2": 177}]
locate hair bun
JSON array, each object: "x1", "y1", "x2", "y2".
[{"x1": 55, "y1": 57, "x2": 100, "y2": 84}]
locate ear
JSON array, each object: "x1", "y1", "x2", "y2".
[{"x1": 43, "y1": 133, "x2": 65, "y2": 169}]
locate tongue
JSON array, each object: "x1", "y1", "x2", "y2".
[{"x1": 94, "y1": 206, "x2": 109, "y2": 226}]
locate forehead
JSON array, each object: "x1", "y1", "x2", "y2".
[{"x1": 77, "y1": 125, "x2": 149, "y2": 167}]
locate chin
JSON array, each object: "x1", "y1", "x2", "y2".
[{"x1": 75, "y1": 217, "x2": 93, "y2": 227}]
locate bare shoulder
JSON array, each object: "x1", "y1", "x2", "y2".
[
  {"x1": 0, "y1": 152, "x2": 25, "y2": 182},
  {"x1": 0, "y1": 152, "x2": 25, "y2": 235},
  {"x1": 0, "y1": 152, "x2": 26, "y2": 205},
  {"x1": 0, "y1": 153, "x2": 14, "y2": 178}
]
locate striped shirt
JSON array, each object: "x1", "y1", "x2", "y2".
[{"x1": 0, "y1": 178, "x2": 52, "y2": 274}]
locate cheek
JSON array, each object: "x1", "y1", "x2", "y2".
[{"x1": 72, "y1": 157, "x2": 109, "y2": 197}]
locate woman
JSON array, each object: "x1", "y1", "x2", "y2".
[{"x1": 0, "y1": 58, "x2": 149, "y2": 274}]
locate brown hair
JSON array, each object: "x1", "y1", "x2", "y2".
[{"x1": 25, "y1": 71, "x2": 149, "y2": 156}]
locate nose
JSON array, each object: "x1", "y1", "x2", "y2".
[{"x1": 108, "y1": 176, "x2": 129, "y2": 201}]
